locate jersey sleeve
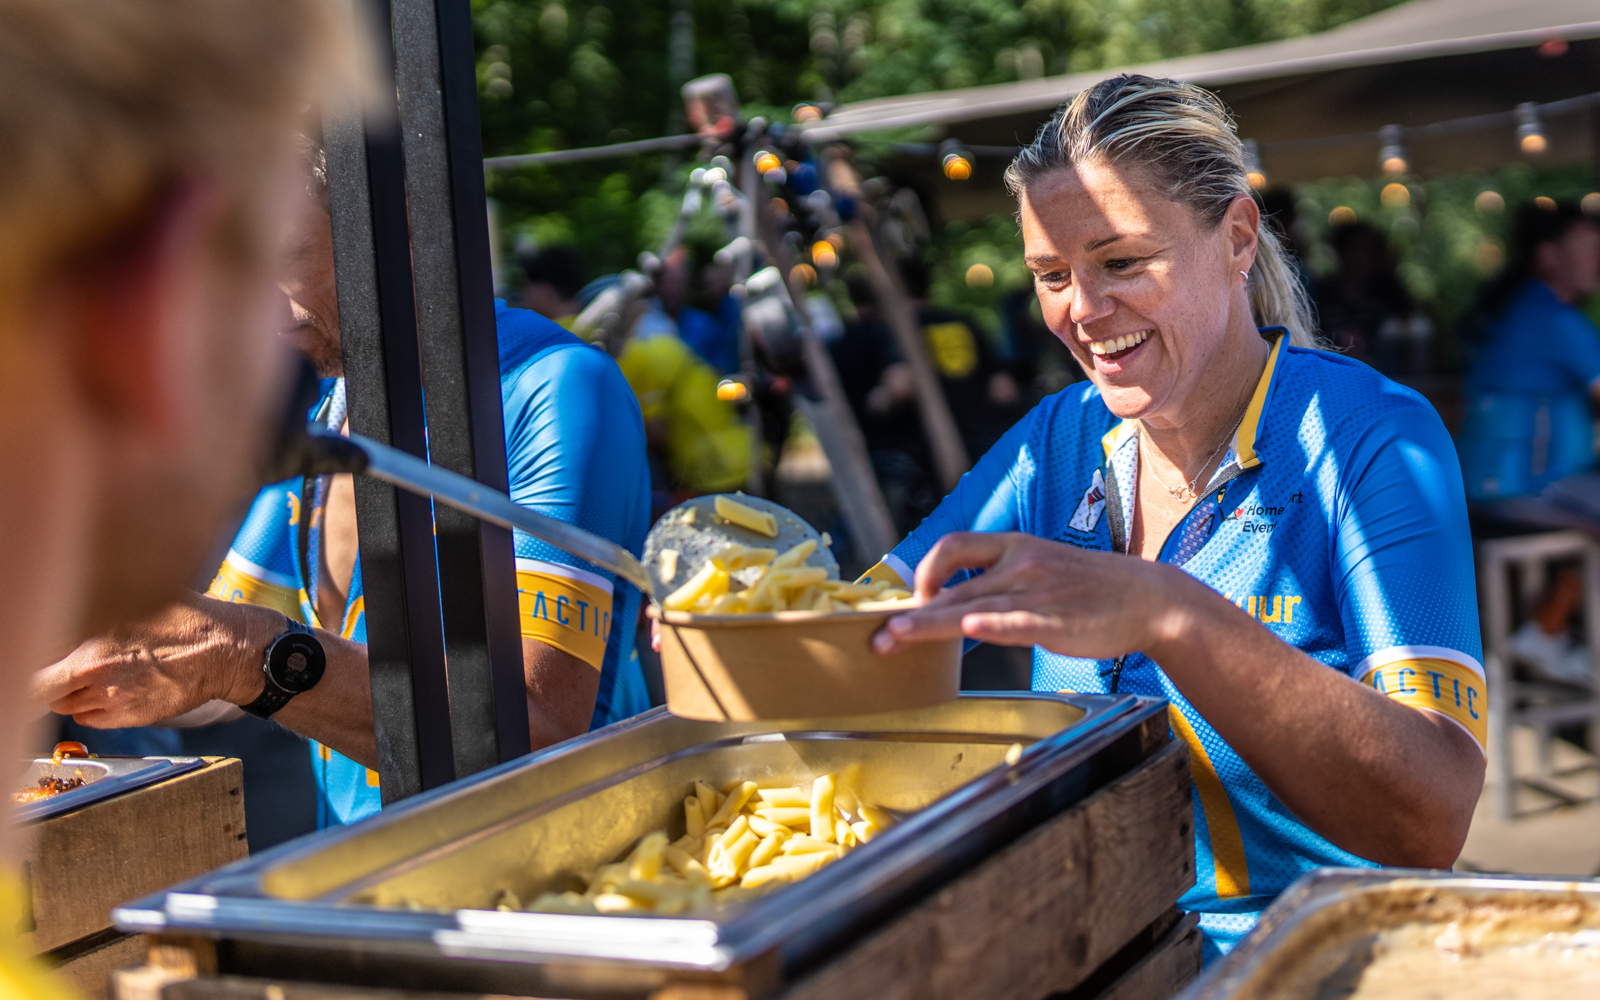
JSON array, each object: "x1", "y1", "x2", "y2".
[
  {"x1": 860, "y1": 409, "x2": 1036, "y2": 589},
  {"x1": 207, "y1": 481, "x2": 307, "y2": 622},
  {"x1": 1334, "y1": 404, "x2": 1486, "y2": 750},
  {"x1": 502, "y1": 343, "x2": 650, "y2": 670}
]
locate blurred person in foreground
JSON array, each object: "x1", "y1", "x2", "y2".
[
  {"x1": 38, "y1": 145, "x2": 654, "y2": 829},
  {"x1": 0, "y1": 1, "x2": 355, "y2": 994},
  {"x1": 1458, "y1": 200, "x2": 1600, "y2": 684},
  {"x1": 866, "y1": 75, "x2": 1484, "y2": 959}
]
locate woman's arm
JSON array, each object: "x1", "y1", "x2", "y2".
[{"x1": 873, "y1": 532, "x2": 1482, "y2": 867}]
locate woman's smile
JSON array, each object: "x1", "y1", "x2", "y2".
[{"x1": 1082, "y1": 328, "x2": 1153, "y2": 373}]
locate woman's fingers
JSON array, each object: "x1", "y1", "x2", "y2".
[
  {"x1": 959, "y1": 609, "x2": 1058, "y2": 647},
  {"x1": 872, "y1": 602, "x2": 971, "y2": 653},
  {"x1": 911, "y1": 532, "x2": 1019, "y2": 599},
  {"x1": 874, "y1": 594, "x2": 1048, "y2": 655}
]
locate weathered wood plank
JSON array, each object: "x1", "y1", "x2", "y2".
[
  {"x1": 1092, "y1": 914, "x2": 1202, "y2": 1000},
  {"x1": 776, "y1": 741, "x2": 1194, "y2": 1000},
  {"x1": 25, "y1": 758, "x2": 248, "y2": 952},
  {"x1": 52, "y1": 932, "x2": 150, "y2": 1000}
]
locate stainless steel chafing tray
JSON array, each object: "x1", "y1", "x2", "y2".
[
  {"x1": 1179, "y1": 868, "x2": 1600, "y2": 1000},
  {"x1": 117, "y1": 693, "x2": 1166, "y2": 998},
  {"x1": 14, "y1": 755, "x2": 205, "y2": 823}
]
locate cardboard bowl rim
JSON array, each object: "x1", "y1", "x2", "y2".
[{"x1": 647, "y1": 604, "x2": 913, "y2": 628}]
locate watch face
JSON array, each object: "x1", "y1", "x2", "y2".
[{"x1": 269, "y1": 632, "x2": 327, "y2": 694}]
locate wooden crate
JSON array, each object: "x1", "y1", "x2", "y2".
[
  {"x1": 119, "y1": 743, "x2": 1196, "y2": 1000},
  {"x1": 27, "y1": 757, "x2": 248, "y2": 999}
]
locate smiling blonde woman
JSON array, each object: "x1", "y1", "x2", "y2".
[{"x1": 864, "y1": 75, "x2": 1485, "y2": 960}]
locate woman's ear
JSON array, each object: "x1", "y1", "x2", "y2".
[{"x1": 1223, "y1": 194, "x2": 1261, "y2": 275}]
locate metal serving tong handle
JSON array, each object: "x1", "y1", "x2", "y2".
[{"x1": 293, "y1": 431, "x2": 656, "y2": 598}]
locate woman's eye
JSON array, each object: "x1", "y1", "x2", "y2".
[
  {"x1": 1105, "y1": 257, "x2": 1139, "y2": 272},
  {"x1": 1036, "y1": 271, "x2": 1070, "y2": 288}
]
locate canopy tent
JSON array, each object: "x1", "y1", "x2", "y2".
[{"x1": 805, "y1": 0, "x2": 1600, "y2": 213}]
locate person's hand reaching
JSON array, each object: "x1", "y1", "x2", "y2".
[{"x1": 33, "y1": 592, "x2": 280, "y2": 729}]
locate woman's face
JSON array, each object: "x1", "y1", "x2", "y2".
[{"x1": 1019, "y1": 158, "x2": 1258, "y2": 423}]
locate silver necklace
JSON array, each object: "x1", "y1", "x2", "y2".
[{"x1": 1140, "y1": 415, "x2": 1243, "y2": 504}]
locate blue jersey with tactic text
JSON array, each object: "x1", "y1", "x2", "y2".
[
  {"x1": 210, "y1": 302, "x2": 651, "y2": 827},
  {"x1": 860, "y1": 332, "x2": 1483, "y2": 959}
]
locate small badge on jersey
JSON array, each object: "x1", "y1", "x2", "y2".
[{"x1": 1069, "y1": 468, "x2": 1107, "y2": 533}]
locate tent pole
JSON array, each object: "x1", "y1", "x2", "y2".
[
  {"x1": 324, "y1": 0, "x2": 456, "y2": 801},
  {"x1": 392, "y1": 0, "x2": 530, "y2": 776}
]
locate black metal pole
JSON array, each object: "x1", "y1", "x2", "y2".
[
  {"x1": 392, "y1": 0, "x2": 529, "y2": 774},
  {"x1": 324, "y1": 0, "x2": 457, "y2": 800}
]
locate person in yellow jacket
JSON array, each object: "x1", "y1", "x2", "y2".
[
  {"x1": 618, "y1": 322, "x2": 752, "y2": 496},
  {"x1": 0, "y1": 1, "x2": 360, "y2": 996}
]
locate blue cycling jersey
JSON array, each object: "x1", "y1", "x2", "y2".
[
  {"x1": 861, "y1": 331, "x2": 1483, "y2": 959},
  {"x1": 1458, "y1": 280, "x2": 1600, "y2": 499},
  {"x1": 210, "y1": 302, "x2": 652, "y2": 827}
]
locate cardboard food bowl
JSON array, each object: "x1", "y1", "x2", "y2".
[{"x1": 648, "y1": 605, "x2": 962, "y2": 721}]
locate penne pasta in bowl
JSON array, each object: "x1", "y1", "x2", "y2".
[{"x1": 642, "y1": 495, "x2": 960, "y2": 721}]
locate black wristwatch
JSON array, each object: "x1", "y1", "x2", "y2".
[{"x1": 241, "y1": 617, "x2": 327, "y2": 719}]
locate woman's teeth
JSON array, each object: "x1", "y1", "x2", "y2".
[{"x1": 1088, "y1": 330, "x2": 1150, "y2": 356}]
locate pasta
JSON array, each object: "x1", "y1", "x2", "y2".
[
  {"x1": 670, "y1": 539, "x2": 913, "y2": 616},
  {"x1": 714, "y1": 495, "x2": 779, "y2": 537},
  {"x1": 523, "y1": 772, "x2": 898, "y2": 916}
]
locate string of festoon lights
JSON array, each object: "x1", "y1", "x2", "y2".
[{"x1": 871, "y1": 90, "x2": 1600, "y2": 204}]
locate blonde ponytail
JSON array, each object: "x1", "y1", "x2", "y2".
[
  {"x1": 1249, "y1": 223, "x2": 1317, "y2": 347},
  {"x1": 1005, "y1": 75, "x2": 1322, "y2": 348}
]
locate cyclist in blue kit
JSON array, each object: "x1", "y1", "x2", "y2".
[
  {"x1": 864, "y1": 77, "x2": 1486, "y2": 960},
  {"x1": 38, "y1": 145, "x2": 652, "y2": 827}
]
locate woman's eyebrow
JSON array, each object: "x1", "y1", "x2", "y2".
[
  {"x1": 1024, "y1": 253, "x2": 1061, "y2": 266},
  {"x1": 1085, "y1": 234, "x2": 1125, "y2": 252}
]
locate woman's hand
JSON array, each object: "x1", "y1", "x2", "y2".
[{"x1": 872, "y1": 532, "x2": 1193, "y2": 660}]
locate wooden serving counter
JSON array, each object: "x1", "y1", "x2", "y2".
[
  {"x1": 25, "y1": 757, "x2": 247, "y2": 999},
  {"x1": 114, "y1": 740, "x2": 1198, "y2": 1000}
]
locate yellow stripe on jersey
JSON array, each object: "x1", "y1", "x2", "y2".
[
  {"x1": 1168, "y1": 705, "x2": 1251, "y2": 899},
  {"x1": 1234, "y1": 331, "x2": 1286, "y2": 470},
  {"x1": 1360, "y1": 657, "x2": 1487, "y2": 750},
  {"x1": 341, "y1": 596, "x2": 365, "y2": 640},
  {"x1": 1100, "y1": 417, "x2": 1138, "y2": 462},
  {"x1": 518, "y1": 563, "x2": 612, "y2": 669},
  {"x1": 208, "y1": 557, "x2": 304, "y2": 622},
  {"x1": 856, "y1": 559, "x2": 907, "y2": 589}
]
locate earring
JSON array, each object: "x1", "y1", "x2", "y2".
[{"x1": 1239, "y1": 270, "x2": 1249, "y2": 279}]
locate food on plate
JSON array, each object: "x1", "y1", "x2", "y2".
[
  {"x1": 52, "y1": 740, "x2": 90, "y2": 762},
  {"x1": 13, "y1": 775, "x2": 87, "y2": 804},
  {"x1": 521, "y1": 771, "x2": 899, "y2": 916},
  {"x1": 713, "y1": 495, "x2": 778, "y2": 538},
  {"x1": 643, "y1": 493, "x2": 841, "y2": 602}
]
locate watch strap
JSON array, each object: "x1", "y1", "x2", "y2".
[
  {"x1": 241, "y1": 616, "x2": 316, "y2": 720},
  {"x1": 240, "y1": 684, "x2": 294, "y2": 720}
]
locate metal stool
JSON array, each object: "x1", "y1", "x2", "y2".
[{"x1": 1478, "y1": 529, "x2": 1600, "y2": 818}]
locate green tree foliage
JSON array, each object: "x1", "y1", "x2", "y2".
[
  {"x1": 475, "y1": 0, "x2": 1406, "y2": 273},
  {"x1": 1294, "y1": 166, "x2": 1600, "y2": 358}
]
